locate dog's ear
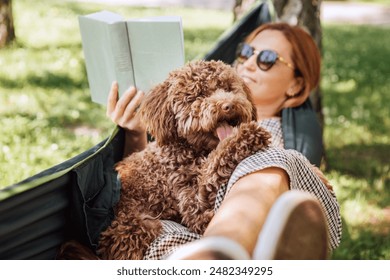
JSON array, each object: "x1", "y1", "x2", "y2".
[{"x1": 139, "y1": 79, "x2": 178, "y2": 145}]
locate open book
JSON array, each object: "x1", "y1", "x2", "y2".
[{"x1": 78, "y1": 11, "x2": 185, "y2": 105}]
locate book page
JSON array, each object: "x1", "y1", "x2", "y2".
[
  {"x1": 79, "y1": 12, "x2": 184, "y2": 104},
  {"x1": 125, "y1": 16, "x2": 185, "y2": 94},
  {"x1": 79, "y1": 11, "x2": 135, "y2": 105},
  {"x1": 109, "y1": 23, "x2": 135, "y2": 100}
]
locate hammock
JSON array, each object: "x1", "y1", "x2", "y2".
[{"x1": 0, "y1": 0, "x2": 323, "y2": 260}]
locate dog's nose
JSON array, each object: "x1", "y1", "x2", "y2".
[{"x1": 221, "y1": 102, "x2": 234, "y2": 113}]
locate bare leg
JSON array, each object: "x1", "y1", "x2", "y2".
[
  {"x1": 203, "y1": 167, "x2": 289, "y2": 255},
  {"x1": 171, "y1": 167, "x2": 289, "y2": 260},
  {"x1": 167, "y1": 167, "x2": 288, "y2": 260}
]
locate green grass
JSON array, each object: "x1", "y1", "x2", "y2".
[
  {"x1": 321, "y1": 24, "x2": 390, "y2": 259},
  {"x1": 0, "y1": 0, "x2": 389, "y2": 259}
]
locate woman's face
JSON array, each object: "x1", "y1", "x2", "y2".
[{"x1": 236, "y1": 30, "x2": 299, "y2": 117}]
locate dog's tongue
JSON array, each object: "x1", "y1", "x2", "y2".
[{"x1": 216, "y1": 122, "x2": 233, "y2": 141}]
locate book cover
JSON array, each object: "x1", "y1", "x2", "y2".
[{"x1": 78, "y1": 11, "x2": 184, "y2": 105}]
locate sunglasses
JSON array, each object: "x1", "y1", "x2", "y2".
[{"x1": 236, "y1": 43, "x2": 295, "y2": 71}]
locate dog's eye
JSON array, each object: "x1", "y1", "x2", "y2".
[
  {"x1": 225, "y1": 85, "x2": 232, "y2": 91},
  {"x1": 214, "y1": 80, "x2": 231, "y2": 92}
]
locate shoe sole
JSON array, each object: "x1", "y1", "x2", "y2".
[{"x1": 254, "y1": 190, "x2": 329, "y2": 260}]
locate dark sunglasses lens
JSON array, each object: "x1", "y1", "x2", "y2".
[
  {"x1": 257, "y1": 50, "x2": 278, "y2": 70},
  {"x1": 236, "y1": 43, "x2": 253, "y2": 62}
]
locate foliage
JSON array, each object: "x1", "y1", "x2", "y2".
[{"x1": 0, "y1": 0, "x2": 389, "y2": 259}]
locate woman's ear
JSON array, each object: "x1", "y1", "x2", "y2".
[{"x1": 283, "y1": 77, "x2": 308, "y2": 108}]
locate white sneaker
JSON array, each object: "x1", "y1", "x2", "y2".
[
  {"x1": 166, "y1": 236, "x2": 250, "y2": 260},
  {"x1": 253, "y1": 190, "x2": 329, "y2": 260}
]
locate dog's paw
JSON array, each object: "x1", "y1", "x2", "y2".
[
  {"x1": 206, "y1": 121, "x2": 270, "y2": 180},
  {"x1": 199, "y1": 122, "x2": 271, "y2": 202},
  {"x1": 221, "y1": 121, "x2": 270, "y2": 154}
]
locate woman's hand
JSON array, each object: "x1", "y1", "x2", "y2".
[
  {"x1": 106, "y1": 81, "x2": 147, "y2": 156},
  {"x1": 106, "y1": 81, "x2": 145, "y2": 133}
]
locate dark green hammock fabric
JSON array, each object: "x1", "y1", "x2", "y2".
[
  {"x1": 282, "y1": 99, "x2": 323, "y2": 167},
  {"x1": 0, "y1": 0, "x2": 323, "y2": 259},
  {"x1": 0, "y1": 128, "x2": 124, "y2": 259}
]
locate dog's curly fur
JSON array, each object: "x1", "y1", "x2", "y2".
[{"x1": 94, "y1": 60, "x2": 271, "y2": 259}]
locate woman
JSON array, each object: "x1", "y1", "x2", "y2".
[{"x1": 106, "y1": 23, "x2": 341, "y2": 259}]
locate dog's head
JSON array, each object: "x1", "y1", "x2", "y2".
[{"x1": 139, "y1": 60, "x2": 257, "y2": 152}]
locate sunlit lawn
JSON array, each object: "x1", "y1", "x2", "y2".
[
  {"x1": 0, "y1": 0, "x2": 389, "y2": 259},
  {"x1": 321, "y1": 24, "x2": 390, "y2": 259}
]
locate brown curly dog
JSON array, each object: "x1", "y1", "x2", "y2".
[
  {"x1": 58, "y1": 60, "x2": 271, "y2": 260},
  {"x1": 96, "y1": 60, "x2": 271, "y2": 260}
]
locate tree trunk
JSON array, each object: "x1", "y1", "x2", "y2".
[
  {"x1": 0, "y1": 0, "x2": 15, "y2": 48},
  {"x1": 233, "y1": 0, "x2": 256, "y2": 21},
  {"x1": 299, "y1": 0, "x2": 324, "y2": 129}
]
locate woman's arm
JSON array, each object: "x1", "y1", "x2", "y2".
[{"x1": 106, "y1": 82, "x2": 147, "y2": 157}]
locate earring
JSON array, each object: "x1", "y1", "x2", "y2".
[{"x1": 286, "y1": 90, "x2": 296, "y2": 98}]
